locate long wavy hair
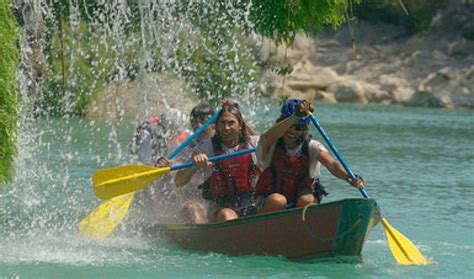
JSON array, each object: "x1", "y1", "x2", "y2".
[{"x1": 215, "y1": 100, "x2": 257, "y2": 144}]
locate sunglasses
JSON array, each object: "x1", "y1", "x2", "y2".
[{"x1": 292, "y1": 124, "x2": 308, "y2": 131}]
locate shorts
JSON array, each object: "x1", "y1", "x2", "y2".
[
  {"x1": 297, "y1": 179, "x2": 328, "y2": 204},
  {"x1": 209, "y1": 192, "x2": 262, "y2": 219},
  {"x1": 263, "y1": 179, "x2": 329, "y2": 209}
]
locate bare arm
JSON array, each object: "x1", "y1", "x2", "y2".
[
  {"x1": 260, "y1": 100, "x2": 314, "y2": 162},
  {"x1": 259, "y1": 115, "x2": 299, "y2": 162},
  {"x1": 317, "y1": 151, "x2": 365, "y2": 188},
  {"x1": 174, "y1": 153, "x2": 212, "y2": 187},
  {"x1": 318, "y1": 151, "x2": 349, "y2": 180},
  {"x1": 174, "y1": 167, "x2": 197, "y2": 187}
]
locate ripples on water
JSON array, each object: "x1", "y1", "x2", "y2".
[{"x1": 1, "y1": 104, "x2": 473, "y2": 278}]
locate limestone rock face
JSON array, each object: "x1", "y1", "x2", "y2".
[
  {"x1": 409, "y1": 66, "x2": 474, "y2": 108},
  {"x1": 328, "y1": 79, "x2": 391, "y2": 104},
  {"x1": 85, "y1": 4, "x2": 473, "y2": 115},
  {"x1": 258, "y1": 3, "x2": 474, "y2": 109},
  {"x1": 378, "y1": 74, "x2": 414, "y2": 104},
  {"x1": 86, "y1": 74, "x2": 195, "y2": 121}
]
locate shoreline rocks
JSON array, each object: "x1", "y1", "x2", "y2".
[
  {"x1": 258, "y1": 14, "x2": 473, "y2": 109},
  {"x1": 86, "y1": 3, "x2": 473, "y2": 120}
]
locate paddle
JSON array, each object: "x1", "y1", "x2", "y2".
[
  {"x1": 80, "y1": 148, "x2": 256, "y2": 239},
  {"x1": 94, "y1": 148, "x2": 257, "y2": 200},
  {"x1": 79, "y1": 108, "x2": 222, "y2": 240},
  {"x1": 78, "y1": 192, "x2": 134, "y2": 240},
  {"x1": 307, "y1": 112, "x2": 429, "y2": 265}
]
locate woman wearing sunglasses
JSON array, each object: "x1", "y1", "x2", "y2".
[{"x1": 256, "y1": 99, "x2": 365, "y2": 213}]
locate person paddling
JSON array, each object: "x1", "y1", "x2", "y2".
[
  {"x1": 175, "y1": 100, "x2": 261, "y2": 223},
  {"x1": 153, "y1": 103, "x2": 217, "y2": 224},
  {"x1": 158, "y1": 103, "x2": 216, "y2": 166},
  {"x1": 129, "y1": 103, "x2": 216, "y2": 224},
  {"x1": 130, "y1": 103, "x2": 215, "y2": 166},
  {"x1": 128, "y1": 116, "x2": 170, "y2": 165},
  {"x1": 256, "y1": 99, "x2": 364, "y2": 213}
]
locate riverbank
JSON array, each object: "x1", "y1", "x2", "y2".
[
  {"x1": 259, "y1": 12, "x2": 473, "y2": 109},
  {"x1": 88, "y1": 24, "x2": 473, "y2": 121},
  {"x1": 84, "y1": 3, "x2": 474, "y2": 120}
]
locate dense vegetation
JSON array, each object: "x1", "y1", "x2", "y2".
[
  {"x1": 0, "y1": 0, "x2": 19, "y2": 185},
  {"x1": 2, "y1": 0, "x2": 449, "y2": 183},
  {"x1": 250, "y1": 0, "x2": 359, "y2": 44},
  {"x1": 22, "y1": 0, "x2": 450, "y2": 115},
  {"x1": 20, "y1": 0, "x2": 364, "y2": 115}
]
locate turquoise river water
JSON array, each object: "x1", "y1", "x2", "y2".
[{"x1": 1, "y1": 103, "x2": 473, "y2": 278}]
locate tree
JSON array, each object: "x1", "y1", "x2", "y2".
[
  {"x1": 1, "y1": 0, "x2": 357, "y2": 183},
  {"x1": 0, "y1": 0, "x2": 20, "y2": 185}
]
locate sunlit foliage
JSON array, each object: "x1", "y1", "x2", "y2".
[
  {"x1": 23, "y1": 0, "x2": 360, "y2": 115},
  {"x1": 0, "y1": 0, "x2": 19, "y2": 185},
  {"x1": 249, "y1": 0, "x2": 359, "y2": 44}
]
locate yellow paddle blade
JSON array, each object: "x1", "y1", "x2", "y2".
[
  {"x1": 381, "y1": 218, "x2": 430, "y2": 265},
  {"x1": 79, "y1": 193, "x2": 134, "y2": 240},
  {"x1": 93, "y1": 164, "x2": 171, "y2": 200}
]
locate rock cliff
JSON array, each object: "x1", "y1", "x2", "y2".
[{"x1": 259, "y1": 2, "x2": 473, "y2": 109}]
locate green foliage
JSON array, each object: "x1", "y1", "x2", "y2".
[
  {"x1": 278, "y1": 95, "x2": 290, "y2": 106},
  {"x1": 276, "y1": 64, "x2": 294, "y2": 76},
  {"x1": 0, "y1": 0, "x2": 20, "y2": 185},
  {"x1": 179, "y1": 32, "x2": 259, "y2": 107},
  {"x1": 169, "y1": 2, "x2": 260, "y2": 106},
  {"x1": 169, "y1": 0, "x2": 355, "y2": 104},
  {"x1": 249, "y1": 0, "x2": 358, "y2": 44},
  {"x1": 354, "y1": 0, "x2": 448, "y2": 33},
  {"x1": 43, "y1": 0, "x2": 252, "y2": 109},
  {"x1": 37, "y1": 16, "x2": 140, "y2": 116},
  {"x1": 46, "y1": 0, "x2": 141, "y2": 34},
  {"x1": 30, "y1": 0, "x2": 357, "y2": 114}
]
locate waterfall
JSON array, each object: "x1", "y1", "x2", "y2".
[
  {"x1": 1, "y1": 0, "x2": 266, "y2": 246},
  {"x1": 15, "y1": 0, "x2": 262, "y2": 119}
]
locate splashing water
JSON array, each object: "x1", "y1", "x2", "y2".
[
  {"x1": 3, "y1": 1, "x2": 473, "y2": 278},
  {"x1": 3, "y1": 0, "x2": 269, "y2": 267}
]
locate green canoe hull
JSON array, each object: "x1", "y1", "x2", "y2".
[{"x1": 148, "y1": 198, "x2": 380, "y2": 260}]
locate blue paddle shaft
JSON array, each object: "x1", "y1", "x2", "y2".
[
  {"x1": 308, "y1": 114, "x2": 369, "y2": 199},
  {"x1": 170, "y1": 148, "x2": 256, "y2": 171},
  {"x1": 167, "y1": 109, "x2": 222, "y2": 160}
]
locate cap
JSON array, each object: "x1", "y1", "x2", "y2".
[{"x1": 280, "y1": 99, "x2": 310, "y2": 124}]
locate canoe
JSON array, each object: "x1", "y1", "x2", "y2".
[{"x1": 145, "y1": 198, "x2": 380, "y2": 260}]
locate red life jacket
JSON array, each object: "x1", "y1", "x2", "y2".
[
  {"x1": 170, "y1": 129, "x2": 192, "y2": 146},
  {"x1": 256, "y1": 138, "x2": 314, "y2": 203},
  {"x1": 207, "y1": 138, "x2": 260, "y2": 201},
  {"x1": 147, "y1": 116, "x2": 161, "y2": 124}
]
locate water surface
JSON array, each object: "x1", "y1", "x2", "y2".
[{"x1": 1, "y1": 103, "x2": 473, "y2": 278}]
